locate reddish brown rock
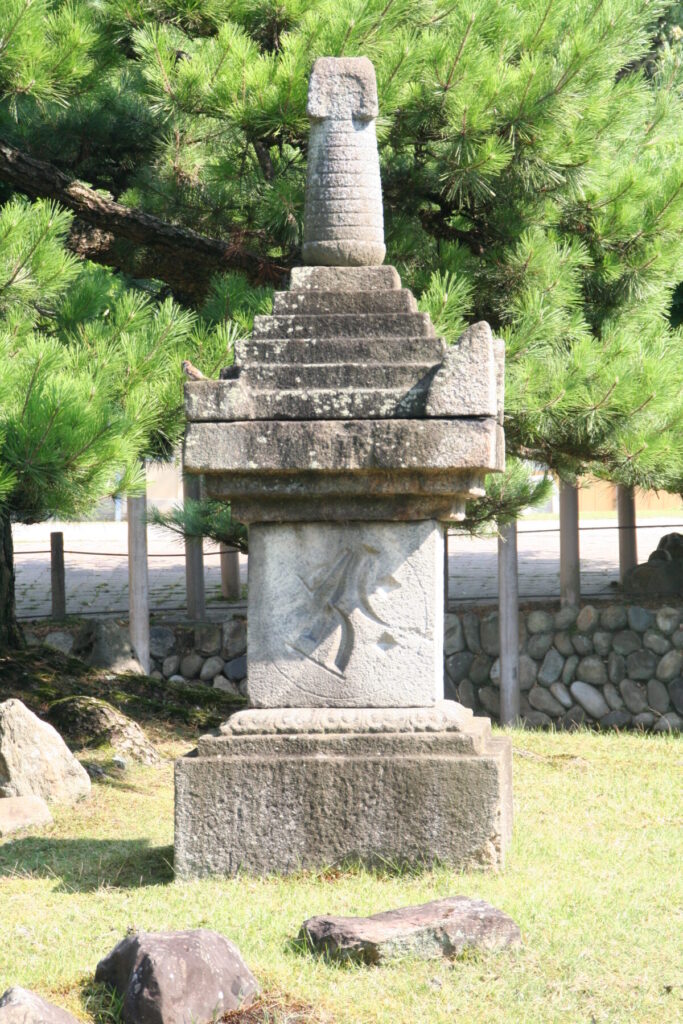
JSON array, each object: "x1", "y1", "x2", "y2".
[{"x1": 299, "y1": 896, "x2": 521, "y2": 964}]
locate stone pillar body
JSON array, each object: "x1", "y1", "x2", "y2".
[
  {"x1": 303, "y1": 57, "x2": 385, "y2": 266},
  {"x1": 176, "y1": 58, "x2": 513, "y2": 878}
]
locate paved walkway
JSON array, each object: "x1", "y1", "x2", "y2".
[{"x1": 12, "y1": 516, "x2": 683, "y2": 621}]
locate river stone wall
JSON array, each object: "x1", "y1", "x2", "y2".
[
  {"x1": 445, "y1": 602, "x2": 683, "y2": 732},
  {"x1": 38, "y1": 601, "x2": 683, "y2": 732}
]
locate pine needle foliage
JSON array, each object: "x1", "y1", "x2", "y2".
[
  {"x1": 0, "y1": 0, "x2": 682, "y2": 557},
  {"x1": 150, "y1": 496, "x2": 248, "y2": 552}
]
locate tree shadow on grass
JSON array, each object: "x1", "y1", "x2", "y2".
[{"x1": 0, "y1": 837, "x2": 174, "y2": 892}]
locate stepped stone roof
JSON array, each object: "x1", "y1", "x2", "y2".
[{"x1": 183, "y1": 59, "x2": 504, "y2": 523}]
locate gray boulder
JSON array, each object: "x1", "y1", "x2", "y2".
[
  {"x1": 607, "y1": 652, "x2": 626, "y2": 684},
  {"x1": 95, "y1": 930, "x2": 259, "y2": 1024},
  {"x1": 527, "y1": 632, "x2": 553, "y2": 659},
  {"x1": 162, "y1": 654, "x2": 180, "y2": 679},
  {"x1": 480, "y1": 613, "x2": 499, "y2": 657},
  {"x1": 43, "y1": 631, "x2": 74, "y2": 656},
  {"x1": 469, "y1": 654, "x2": 492, "y2": 685},
  {"x1": 646, "y1": 679, "x2": 670, "y2": 714},
  {"x1": 592, "y1": 631, "x2": 612, "y2": 657},
  {"x1": 0, "y1": 989, "x2": 78, "y2": 1024},
  {"x1": 149, "y1": 626, "x2": 176, "y2": 660},
  {"x1": 623, "y1": 561, "x2": 680, "y2": 599},
  {"x1": 619, "y1": 679, "x2": 648, "y2": 715},
  {"x1": 225, "y1": 655, "x2": 247, "y2": 682},
  {"x1": 462, "y1": 612, "x2": 481, "y2": 653},
  {"x1": 523, "y1": 710, "x2": 552, "y2": 728},
  {"x1": 457, "y1": 679, "x2": 476, "y2": 710},
  {"x1": 537, "y1": 647, "x2": 564, "y2": 686},
  {"x1": 576, "y1": 605, "x2": 599, "y2": 633},
  {"x1": 656, "y1": 607, "x2": 680, "y2": 635},
  {"x1": 570, "y1": 682, "x2": 609, "y2": 719},
  {"x1": 549, "y1": 682, "x2": 573, "y2": 709},
  {"x1": 46, "y1": 697, "x2": 159, "y2": 765},
  {"x1": 653, "y1": 711, "x2": 682, "y2": 733},
  {"x1": 444, "y1": 614, "x2": 464, "y2": 655},
  {"x1": 656, "y1": 649, "x2": 682, "y2": 683},
  {"x1": 625, "y1": 649, "x2": 656, "y2": 680},
  {"x1": 612, "y1": 630, "x2": 641, "y2": 656},
  {"x1": 478, "y1": 686, "x2": 500, "y2": 716},
  {"x1": 627, "y1": 606, "x2": 656, "y2": 632},
  {"x1": 194, "y1": 624, "x2": 221, "y2": 657},
  {"x1": 445, "y1": 650, "x2": 474, "y2": 685},
  {"x1": 518, "y1": 654, "x2": 538, "y2": 690},
  {"x1": 599, "y1": 710, "x2": 632, "y2": 730},
  {"x1": 527, "y1": 610, "x2": 554, "y2": 634},
  {"x1": 643, "y1": 629, "x2": 670, "y2": 655},
  {"x1": 553, "y1": 631, "x2": 575, "y2": 657},
  {"x1": 87, "y1": 620, "x2": 145, "y2": 674},
  {"x1": 528, "y1": 686, "x2": 564, "y2": 716},
  {"x1": 554, "y1": 605, "x2": 579, "y2": 630},
  {"x1": 0, "y1": 699, "x2": 90, "y2": 804},
  {"x1": 213, "y1": 675, "x2": 241, "y2": 696},
  {"x1": 299, "y1": 897, "x2": 521, "y2": 964},
  {"x1": 571, "y1": 634, "x2": 593, "y2": 656},
  {"x1": 561, "y1": 654, "x2": 579, "y2": 686},
  {"x1": 180, "y1": 652, "x2": 204, "y2": 680},
  {"x1": 669, "y1": 678, "x2": 683, "y2": 715},
  {"x1": 559, "y1": 705, "x2": 587, "y2": 730},
  {"x1": 0, "y1": 795, "x2": 52, "y2": 837},
  {"x1": 576, "y1": 656, "x2": 607, "y2": 687},
  {"x1": 603, "y1": 683, "x2": 625, "y2": 711},
  {"x1": 600, "y1": 605, "x2": 628, "y2": 631},
  {"x1": 199, "y1": 656, "x2": 225, "y2": 682}
]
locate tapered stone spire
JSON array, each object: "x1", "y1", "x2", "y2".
[
  {"x1": 302, "y1": 57, "x2": 385, "y2": 266},
  {"x1": 176, "y1": 57, "x2": 512, "y2": 881}
]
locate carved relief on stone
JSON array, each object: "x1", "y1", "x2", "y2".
[{"x1": 246, "y1": 521, "x2": 444, "y2": 708}]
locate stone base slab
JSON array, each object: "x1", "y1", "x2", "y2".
[{"x1": 174, "y1": 715, "x2": 512, "y2": 878}]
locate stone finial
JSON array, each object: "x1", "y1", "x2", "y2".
[{"x1": 302, "y1": 57, "x2": 385, "y2": 267}]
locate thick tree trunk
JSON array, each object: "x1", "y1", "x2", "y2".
[
  {"x1": 0, "y1": 513, "x2": 23, "y2": 649},
  {"x1": 0, "y1": 141, "x2": 287, "y2": 300}
]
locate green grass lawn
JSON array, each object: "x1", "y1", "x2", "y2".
[{"x1": 1, "y1": 728, "x2": 680, "y2": 1024}]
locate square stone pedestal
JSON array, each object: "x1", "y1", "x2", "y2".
[{"x1": 174, "y1": 704, "x2": 513, "y2": 878}]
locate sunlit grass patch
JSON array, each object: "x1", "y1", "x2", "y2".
[{"x1": 1, "y1": 728, "x2": 680, "y2": 1024}]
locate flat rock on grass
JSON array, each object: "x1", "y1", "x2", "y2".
[
  {"x1": 0, "y1": 795, "x2": 52, "y2": 837},
  {"x1": 0, "y1": 988, "x2": 78, "y2": 1024},
  {"x1": 95, "y1": 930, "x2": 259, "y2": 1024},
  {"x1": 299, "y1": 897, "x2": 521, "y2": 964},
  {"x1": 46, "y1": 697, "x2": 159, "y2": 765},
  {"x1": 0, "y1": 699, "x2": 90, "y2": 804}
]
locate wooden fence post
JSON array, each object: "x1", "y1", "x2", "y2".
[
  {"x1": 617, "y1": 484, "x2": 638, "y2": 582},
  {"x1": 128, "y1": 490, "x2": 150, "y2": 673},
  {"x1": 183, "y1": 473, "x2": 205, "y2": 620},
  {"x1": 50, "y1": 531, "x2": 66, "y2": 620},
  {"x1": 498, "y1": 520, "x2": 520, "y2": 725},
  {"x1": 220, "y1": 544, "x2": 241, "y2": 599},
  {"x1": 559, "y1": 481, "x2": 580, "y2": 607}
]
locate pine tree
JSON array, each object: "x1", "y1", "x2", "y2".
[{"x1": 1, "y1": 2, "x2": 682, "y2": 604}]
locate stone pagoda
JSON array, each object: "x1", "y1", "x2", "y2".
[{"x1": 175, "y1": 57, "x2": 512, "y2": 878}]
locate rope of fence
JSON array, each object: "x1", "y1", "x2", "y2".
[
  {"x1": 13, "y1": 518, "x2": 683, "y2": 559},
  {"x1": 15, "y1": 548, "x2": 226, "y2": 557}
]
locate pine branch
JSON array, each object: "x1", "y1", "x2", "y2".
[{"x1": 0, "y1": 141, "x2": 287, "y2": 300}]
